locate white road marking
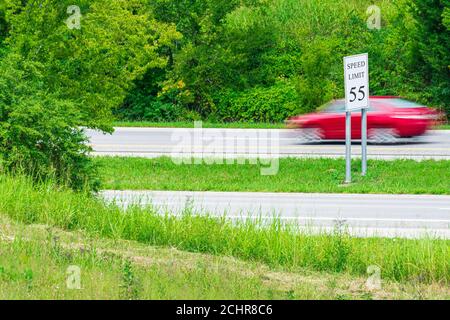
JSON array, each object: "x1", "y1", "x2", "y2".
[{"x1": 167, "y1": 215, "x2": 450, "y2": 224}]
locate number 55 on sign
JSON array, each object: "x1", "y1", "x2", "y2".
[{"x1": 344, "y1": 53, "x2": 369, "y2": 111}]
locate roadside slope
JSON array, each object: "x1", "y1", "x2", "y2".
[{"x1": 1, "y1": 215, "x2": 449, "y2": 300}]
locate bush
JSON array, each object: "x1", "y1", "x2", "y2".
[
  {"x1": 0, "y1": 55, "x2": 99, "y2": 191},
  {"x1": 214, "y1": 81, "x2": 300, "y2": 123},
  {"x1": 117, "y1": 97, "x2": 183, "y2": 122},
  {"x1": 141, "y1": 101, "x2": 183, "y2": 122},
  {"x1": 0, "y1": 1, "x2": 180, "y2": 190}
]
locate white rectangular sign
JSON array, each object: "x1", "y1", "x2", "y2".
[{"x1": 344, "y1": 53, "x2": 369, "y2": 111}]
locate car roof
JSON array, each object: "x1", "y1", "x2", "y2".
[
  {"x1": 330, "y1": 96, "x2": 400, "y2": 102},
  {"x1": 325, "y1": 96, "x2": 424, "y2": 108},
  {"x1": 370, "y1": 96, "x2": 400, "y2": 99}
]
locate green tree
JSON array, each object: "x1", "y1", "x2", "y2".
[
  {"x1": 0, "y1": 2, "x2": 8, "y2": 47},
  {"x1": 117, "y1": 0, "x2": 448, "y2": 123},
  {"x1": 295, "y1": 40, "x2": 338, "y2": 113},
  {"x1": 0, "y1": 0, "x2": 180, "y2": 189},
  {"x1": 164, "y1": 0, "x2": 396, "y2": 119},
  {"x1": 444, "y1": 6, "x2": 450, "y2": 29},
  {"x1": 123, "y1": 0, "x2": 247, "y2": 119},
  {"x1": 407, "y1": 0, "x2": 450, "y2": 113}
]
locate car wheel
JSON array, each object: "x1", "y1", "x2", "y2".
[
  {"x1": 297, "y1": 128, "x2": 323, "y2": 143},
  {"x1": 369, "y1": 128, "x2": 399, "y2": 144}
]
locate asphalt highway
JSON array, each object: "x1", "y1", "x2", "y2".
[
  {"x1": 88, "y1": 128, "x2": 450, "y2": 160},
  {"x1": 93, "y1": 127, "x2": 450, "y2": 239}
]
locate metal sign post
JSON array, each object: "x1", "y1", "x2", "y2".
[
  {"x1": 345, "y1": 111, "x2": 352, "y2": 183},
  {"x1": 344, "y1": 53, "x2": 369, "y2": 183},
  {"x1": 361, "y1": 108, "x2": 368, "y2": 176}
]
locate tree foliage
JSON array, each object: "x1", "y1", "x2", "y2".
[
  {"x1": 1, "y1": 0, "x2": 448, "y2": 189},
  {"x1": 407, "y1": 0, "x2": 450, "y2": 107},
  {"x1": 0, "y1": 0, "x2": 180, "y2": 189},
  {"x1": 119, "y1": 0, "x2": 449, "y2": 122}
]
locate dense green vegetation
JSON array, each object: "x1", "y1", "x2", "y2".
[
  {"x1": 0, "y1": 1, "x2": 448, "y2": 189},
  {"x1": 0, "y1": 0, "x2": 180, "y2": 189},
  {"x1": 0, "y1": 175, "x2": 449, "y2": 285},
  {"x1": 97, "y1": 157, "x2": 450, "y2": 195},
  {"x1": 1, "y1": 2, "x2": 448, "y2": 300},
  {"x1": 119, "y1": 0, "x2": 450, "y2": 123}
]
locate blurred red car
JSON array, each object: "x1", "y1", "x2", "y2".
[{"x1": 287, "y1": 96, "x2": 444, "y2": 144}]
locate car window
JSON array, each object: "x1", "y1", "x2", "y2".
[
  {"x1": 367, "y1": 101, "x2": 381, "y2": 112},
  {"x1": 380, "y1": 98, "x2": 425, "y2": 108},
  {"x1": 323, "y1": 101, "x2": 346, "y2": 113},
  {"x1": 322, "y1": 101, "x2": 379, "y2": 113}
]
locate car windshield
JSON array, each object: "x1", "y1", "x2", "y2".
[
  {"x1": 380, "y1": 98, "x2": 426, "y2": 108},
  {"x1": 321, "y1": 101, "x2": 378, "y2": 113},
  {"x1": 322, "y1": 101, "x2": 346, "y2": 113},
  {"x1": 321, "y1": 99, "x2": 417, "y2": 113}
]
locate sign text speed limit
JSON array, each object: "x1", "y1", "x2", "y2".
[{"x1": 344, "y1": 53, "x2": 369, "y2": 111}]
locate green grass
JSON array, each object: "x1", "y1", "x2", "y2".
[
  {"x1": 0, "y1": 216, "x2": 334, "y2": 300},
  {"x1": 2, "y1": 215, "x2": 448, "y2": 299},
  {"x1": 96, "y1": 157, "x2": 450, "y2": 195},
  {"x1": 113, "y1": 121, "x2": 285, "y2": 129},
  {"x1": 0, "y1": 217, "x2": 309, "y2": 299},
  {"x1": 0, "y1": 175, "x2": 448, "y2": 287},
  {"x1": 113, "y1": 121, "x2": 449, "y2": 130}
]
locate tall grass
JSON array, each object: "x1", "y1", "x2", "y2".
[
  {"x1": 1, "y1": 228, "x2": 297, "y2": 300},
  {"x1": 0, "y1": 175, "x2": 448, "y2": 284}
]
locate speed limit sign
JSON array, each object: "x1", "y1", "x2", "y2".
[
  {"x1": 344, "y1": 53, "x2": 369, "y2": 111},
  {"x1": 343, "y1": 53, "x2": 370, "y2": 183}
]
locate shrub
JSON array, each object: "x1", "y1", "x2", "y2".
[
  {"x1": 142, "y1": 101, "x2": 182, "y2": 122},
  {"x1": 0, "y1": 55, "x2": 98, "y2": 191},
  {"x1": 0, "y1": 0, "x2": 180, "y2": 189},
  {"x1": 117, "y1": 97, "x2": 183, "y2": 122},
  {"x1": 214, "y1": 81, "x2": 300, "y2": 123}
]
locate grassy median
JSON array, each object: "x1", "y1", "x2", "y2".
[
  {"x1": 96, "y1": 157, "x2": 450, "y2": 195},
  {"x1": 113, "y1": 121, "x2": 285, "y2": 129},
  {"x1": 113, "y1": 121, "x2": 450, "y2": 130},
  {"x1": 0, "y1": 175, "x2": 448, "y2": 290}
]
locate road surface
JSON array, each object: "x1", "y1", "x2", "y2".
[
  {"x1": 93, "y1": 127, "x2": 450, "y2": 239},
  {"x1": 101, "y1": 191, "x2": 450, "y2": 239},
  {"x1": 88, "y1": 128, "x2": 450, "y2": 160}
]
